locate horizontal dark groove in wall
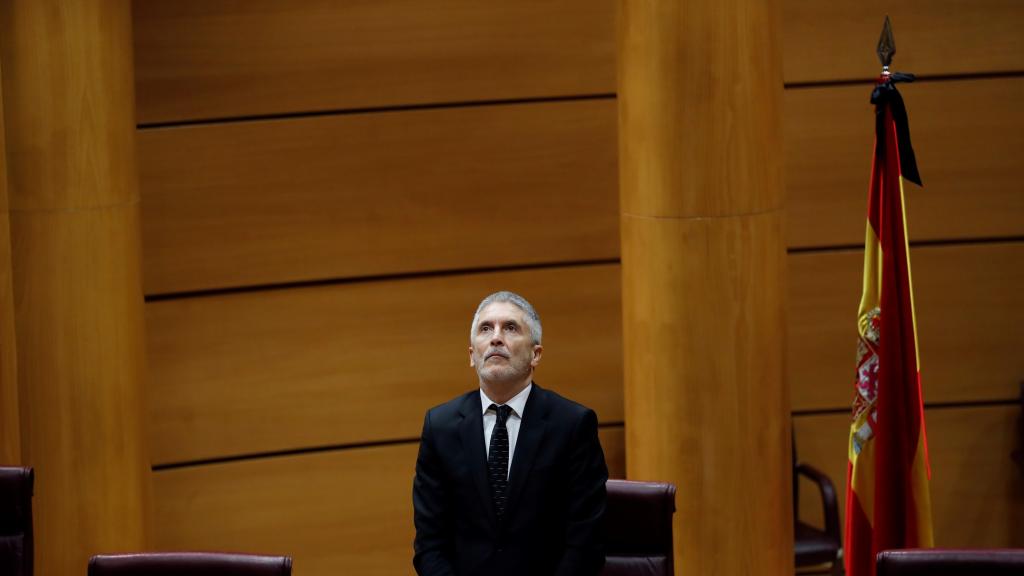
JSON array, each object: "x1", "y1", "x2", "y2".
[
  {"x1": 787, "y1": 235, "x2": 1024, "y2": 256},
  {"x1": 144, "y1": 258, "x2": 622, "y2": 302},
  {"x1": 153, "y1": 436, "x2": 422, "y2": 471},
  {"x1": 792, "y1": 397, "x2": 1020, "y2": 418},
  {"x1": 152, "y1": 421, "x2": 626, "y2": 472},
  {"x1": 784, "y1": 69, "x2": 1024, "y2": 91},
  {"x1": 788, "y1": 243, "x2": 864, "y2": 255},
  {"x1": 145, "y1": 235, "x2": 1024, "y2": 301},
  {"x1": 133, "y1": 70, "x2": 1022, "y2": 130},
  {"x1": 136, "y1": 92, "x2": 618, "y2": 130}
]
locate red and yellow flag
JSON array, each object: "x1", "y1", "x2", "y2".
[{"x1": 844, "y1": 75, "x2": 933, "y2": 576}]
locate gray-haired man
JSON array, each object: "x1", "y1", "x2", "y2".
[{"x1": 413, "y1": 291, "x2": 608, "y2": 576}]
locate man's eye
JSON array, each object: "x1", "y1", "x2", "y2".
[
  {"x1": 480, "y1": 325, "x2": 491, "y2": 332},
  {"x1": 505, "y1": 324, "x2": 517, "y2": 332}
]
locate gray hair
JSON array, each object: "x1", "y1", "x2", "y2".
[{"x1": 470, "y1": 291, "x2": 543, "y2": 345}]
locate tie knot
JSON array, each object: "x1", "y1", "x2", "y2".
[{"x1": 490, "y1": 404, "x2": 513, "y2": 424}]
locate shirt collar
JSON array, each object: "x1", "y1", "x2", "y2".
[{"x1": 480, "y1": 382, "x2": 532, "y2": 418}]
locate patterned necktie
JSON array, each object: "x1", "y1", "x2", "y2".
[{"x1": 487, "y1": 404, "x2": 513, "y2": 518}]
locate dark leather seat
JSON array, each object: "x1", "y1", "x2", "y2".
[
  {"x1": 88, "y1": 553, "x2": 292, "y2": 576},
  {"x1": 0, "y1": 467, "x2": 34, "y2": 576},
  {"x1": 601, "y1": 479, "x2": 677, "y2": 576},
  {"x1": 795, "y1": 517, "x2": 841, "y2": 566},
  {"x1": 877, "y1": 548, "x2": 1024, "y2": 576}
]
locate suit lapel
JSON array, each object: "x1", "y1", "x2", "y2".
[
  {"x1": 458, "y1": 392, "x2": 498, "y2": 526},
  {"x1": 504, "y1": 383, "x2": 548, "y2": 519}
]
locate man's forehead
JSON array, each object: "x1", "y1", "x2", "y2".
[{"x1": 476, "y1": 301, "x2": 526, "y2": 323}]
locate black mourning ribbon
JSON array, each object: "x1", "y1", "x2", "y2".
[
  {"x1": 871, "y1": 72, "x2": 922, "y2": 187},
  {"x1": 487, "y1": 404, "x2": 513, "y2": 519}
]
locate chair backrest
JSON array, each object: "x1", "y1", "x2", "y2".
[
  {"x1": 88, "y1": 553, "x2": 292, "y2": 576},
  {"x1": 877, "y1": 548, "x2": 1024, "y2": 576},
  {"x1": 0, "y1": 467, "x2": 34, "y2": 576},
  {"x1": 601, "y1": 479, "x2": 676, "y2": 576}
]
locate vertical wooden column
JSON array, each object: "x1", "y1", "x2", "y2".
[
  {"x1": 618, "y1": 1, "x2": 792, "y2": 575},
  {"x1": 0, "y1": 61, "x2": 19, "y2": 466},
  {"x1": 0, "y1": 1, "x2": 150, "y2": 574}
]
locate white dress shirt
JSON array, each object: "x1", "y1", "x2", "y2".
[{"x1": 480, "y1": 383, "x2": 532, "y2": 478}]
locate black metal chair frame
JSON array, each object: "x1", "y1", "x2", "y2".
[{"x1": 794, "y1": 453, "x2": 843, "y2": 575}]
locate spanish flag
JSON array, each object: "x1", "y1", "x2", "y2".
[{"x1": 844, "y1": 74, "x2": 933, "y2": 576}]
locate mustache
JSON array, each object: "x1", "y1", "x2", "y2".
[{"x1": 484, "y1": 349, "x2": 510, "y2": 360}]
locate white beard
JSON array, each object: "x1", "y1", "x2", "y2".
[{"x1": 474, "y1": 353, "x2": 531, "y2": 384}]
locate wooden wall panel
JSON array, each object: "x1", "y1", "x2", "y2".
[
  {"x1": 132, "y1": 0, "x2": 616, "y2": 124},
  {"x1": 782, "y1": 0, "x2": 1024, "y2": 84},
  {"x1": 146, "y1": 264, "x2": 623, "y2": 465},
  {"x1": 149, "y1": 241, "x2": 1022, "y2": 465},
  {"x1": 786, "y1": 77, "x2": 1024, "y2": 248},
  {"x1": 154, "y1": 443, "x2": 420, "y2": 576},
  {"x1": 794, "y1": 406, "x2": 1024, "y2": 548},
  {"x1": 0, "y1": 69, "x2": 18, "y2": 465},
  {"x1": 138, "y1": 77, "x2": 1022, "y2": 296},
  {"x1": 602, "y1": 426, "x2": 626, "y2": 480},
  {"x1": 139, "y1": 99, "x2": 618, "y2": 295},
  {"x1": 132, "y1": 0, "x2": 1024, "y2": 123},
  {"x1": 153, "y1": 426, "x2": 625, "y2": 576},
  {"x1": 789, "y1": 242, "x2": 1024, "y2": 411},
  {"x1": 0, "y1": 198, "x2": 16, "y2": 465}
]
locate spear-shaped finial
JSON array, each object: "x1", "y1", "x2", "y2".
[{"x1": 877, "y1": 16, "x2": 896, "y2": 75}]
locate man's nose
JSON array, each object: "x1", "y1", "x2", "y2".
[{"x1": 490, "y1": 333, "x2": 504, "y2": 346}]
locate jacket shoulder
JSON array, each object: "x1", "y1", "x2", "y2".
[
  {"x1": 534, "y1": 384, "x2": 597, "y2": 422},
  {"x1": 422, "y1": 390, "x2": 475, "y2": 429}
]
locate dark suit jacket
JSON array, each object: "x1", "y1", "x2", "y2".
[{"x1": 413, "y1": 383, "x2": 608, "y2": 576}]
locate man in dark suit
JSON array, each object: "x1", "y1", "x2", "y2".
[{"x1": 413, "y1": 291, "x2": 608, "y2": 576}]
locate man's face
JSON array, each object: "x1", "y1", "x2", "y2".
[{"x1": 469, "y1": 301, "x2": 542, "y2": 384}]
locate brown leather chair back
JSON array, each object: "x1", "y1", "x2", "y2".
[
  {"x1": 0, "y1": 467, "x2": 34, "y2": 576},
  {"x1": 601, "y1": 479, "x2": 676, "y2": 576},
  {"x1": 877, "y1": 548, "x2": 1024, "y2": 576},
  {"x1": 88, "y1": 553, "x2": 292, "y2": 576}
]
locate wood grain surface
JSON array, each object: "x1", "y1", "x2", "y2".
[
  {"x1": 146, "y1": 264, "x2": 623, "y2": 465},
  {"x1": 621, "y1": 211, "x2": 791, "y2": 576},
  {"x1": 1, "y1": 3, "x2": 150, "y2": 574},
  {"x1": 618, "y1": 0, "x2": 785, "y2": 220},
  {"x1": 794, "y1": 405, "x2": 1024, "y2": 548},
  {"x1": 782, "y1": 0, "x2": 1024, "y2": 84},
  {"x1": 786, "y1": 77, "x2": 1024, "y2": 248},
  {"x1": 137, "y1": 77, "x2": 1021, "y2": 296},
  {"x1": 132, "y1": 0, "x2": 1023, "y2": 122},
  {"x1": 10, "y1": 206, "x2": 151, "y2": 575},
  {"x1": 0, "y1": 71, "x2": 18, "y2": 465},
  {"x1": 138, "y1": 99, "x2": 618, "y2": 295},
  {"x1": 147, "y1": 240, "x2": 1023, "y2": 464},
  {"x1": 152, "y1": 426, "x2": 625, "y2": 576},
  {"x1": 133, "y1": 0, "x2": 616, "y2": 124},
  {"x1": 619, "y1": 1, "x2": 791, "y2": 572},
  {"x1": 789, "y1": 242, "x2": 1024, "y2": 411}
]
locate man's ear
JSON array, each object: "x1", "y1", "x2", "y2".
[
  {"x1": 530, "y1": 344, "x2": 543, "y2": 368},
  {"x1": 469, "y1": 345, "x2": 475, "y2": 367}
]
